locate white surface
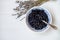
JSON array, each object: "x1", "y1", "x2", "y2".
[{"x1": 0, "y1": 0, "x2": 60, "y2": 40}]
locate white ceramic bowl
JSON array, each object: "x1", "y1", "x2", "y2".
[{"x1": 26, "y1": 6, "x2": 52, "y2": 32}]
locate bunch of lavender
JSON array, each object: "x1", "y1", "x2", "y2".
[{"x1": 13, "y1": 0, "x2": 49, "y2": 19}]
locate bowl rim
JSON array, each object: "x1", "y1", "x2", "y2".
[{"x1": 26, "y1": 6, "x2": 52, "y2": 32}]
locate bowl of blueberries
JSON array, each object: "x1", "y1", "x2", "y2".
[{"x1": 26, "y1": 6, "x2": 52, "y2": 32}]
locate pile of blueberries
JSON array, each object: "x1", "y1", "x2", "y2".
[{"x1": 28, "y1": 9, "x2": 49, "y2": 30}]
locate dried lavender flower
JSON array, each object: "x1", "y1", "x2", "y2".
[{"x1": 13, "y1": 0, "x2": 49, "y2": 19}]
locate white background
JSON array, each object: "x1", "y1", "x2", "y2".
[{"x1": 0, "y1": 0, "x2": 60, "y2": 40}]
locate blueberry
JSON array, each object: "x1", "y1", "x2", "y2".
[{"x1": 28, "y1": 9, "x2": 49, "y2": 30}]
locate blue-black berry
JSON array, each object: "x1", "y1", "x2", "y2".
[{"x1": 28, "y1": 9, "x2": 49, "y2": 30}]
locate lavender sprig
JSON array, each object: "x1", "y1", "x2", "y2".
[{"x1": 13, "y1": 0, "x2": 49, "y2": 19}]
